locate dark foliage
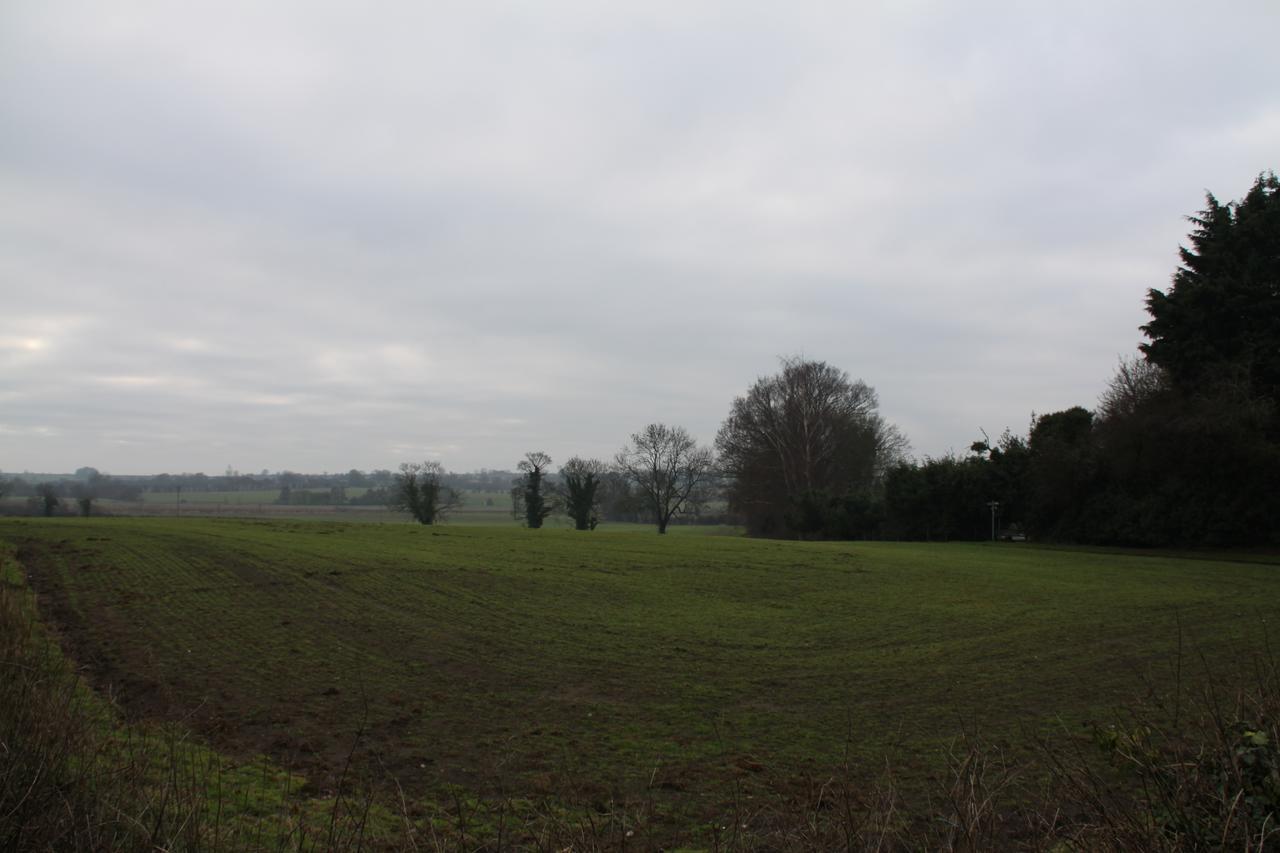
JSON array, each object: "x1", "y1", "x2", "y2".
[
  {"x1": 1081, "y1": 380, "x2": 1280, "y2": 546},
  {"x1": 884, "y1": 456, "x2": 988, "y2": 541},
  {"x1": 512, "y1": 452, "x2": 555, "y2": 529},
  {"x1": 1061, "y1": 173, "x2": 1280, "y2": 546},
  {"x1": 36, "y1": 484, "x2": 60, "y2": 517},
  {"x1": 1024, "y1": 407, "x2": 1097, "y2": 540},
  {"x1": 388, "y1": 461, "x2": 463, "y2": 525},
  {"x1": 885, "y1": 173, "x2": 1280, "y2": 547},
  {"x1": 1142, "y1": 172, "x2": 1280, "y2": 403},
  {"x1": 558, "y1": 457, "x2": 605, "y2": 530}
]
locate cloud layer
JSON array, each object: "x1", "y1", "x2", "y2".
[{"x1": 2, "y1": 0, "x2": 1277, "y2": 473}]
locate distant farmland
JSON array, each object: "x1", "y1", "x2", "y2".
[
  {"x1": 4, "y1": 518, "x2": 1278, "y2": 848},
  {"x1": 86, "y1": 489, "x2": 521, "y2": 525},
  {"x1": 137, "y1": 488, "x2": 296, "y2": 504}
]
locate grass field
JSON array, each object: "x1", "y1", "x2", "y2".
[{"x1": 4, "y1": 517, "x2": 1278, "y2": 847}]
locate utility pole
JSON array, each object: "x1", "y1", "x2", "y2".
[
  {"x1": 176, "y1": 485, "x2": 181, "y2": 518},
  {"x1": 986, "y1": 500, "x2": 1000, "y2": 541}
]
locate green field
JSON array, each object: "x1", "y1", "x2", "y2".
[{"x1": 4, "y1": 517, "x2": 1278, "y2": 845}]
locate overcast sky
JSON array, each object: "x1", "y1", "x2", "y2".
[{"x1": 2, "y1": 1, "x2": 1277, "y2": 475}]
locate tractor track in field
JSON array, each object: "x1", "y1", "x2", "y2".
[
  {"x1": 16, "y1": 537, "x2": 172, "y2": 723},
  {"x1": 12, "y1": 535, "x2": 480, "y2": 797}
]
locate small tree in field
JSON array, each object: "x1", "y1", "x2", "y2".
[
  {"x1": 512, "y1": 452, "x2": 555, "y2": 529},
  {"x1": 558, "y1": 457, "x2": 606, "y2": 530},
  {"x1": 615, "y1": 424, "x2": 715, "y2": 534},
  {"x1": 389, "y1": 461, "x2": 463, "y2": 525},
  {"x1": 36, "y1": 484, "x2": 60, "y2": 517},
  {"x1": 74, "y1": 482, "x2": 96, "y2": 517}
]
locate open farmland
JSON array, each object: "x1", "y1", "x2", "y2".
[
  {"x1": 4, "y1": 517, "x2": 1279, "y2": 846},
  {"x1": 81, "y1": 488, "x2": 516, "y2": 524},
  {"x1": 138, "y1": 488, "x2": 294, "y2": 505}
]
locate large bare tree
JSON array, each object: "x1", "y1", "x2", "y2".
[
  {"x1": 615, "y1": 424, "x2": 715, "y2": 534},
  {"x1": 716, "y1": 357, "x2": 907, "y2": 536}
]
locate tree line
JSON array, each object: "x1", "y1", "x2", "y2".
[
  {"x1": 882, "y1": 172, "x2": 1278, "y2": 546},
  {"x1": 0, "y1": 469, "x2": 143, "y2": 516},
  {"x1": 389, "y1": 172, "x2": 1279, "y2": 546},
  {"x1": 734, "y1": 172, "x2": 1279, "y2": 546},
  {"x1": 390, "y1": 423, "x2": 722, "y2": 533}
]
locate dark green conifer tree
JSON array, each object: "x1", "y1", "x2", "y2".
[{"x1": 1142, "y1": 172, "x2": 1280, "y2": 401}]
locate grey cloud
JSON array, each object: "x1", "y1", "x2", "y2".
[{"x1": 1, "y1": 0, "x2": 1277, "y2": 473}]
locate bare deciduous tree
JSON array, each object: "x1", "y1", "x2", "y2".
[
  {"x1": 716, "y1": 356, "x2": 908, "y2": 536},
  {"x1": 389, "y1": 461, "x2": 463, "y2": 525},
  {"x1": 615, "y1": 424, "x2": 715, "y2": 534},
  {"x1": 1097, "y1": 354, "x2": 1167, "y2": 422}
]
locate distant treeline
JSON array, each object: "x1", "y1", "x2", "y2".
[
  {"x1": 0, "y1": 465, "x2": 729, "y2": 526},
  {"x1": 0, "y1": 469, "x2": 521, "y2": 501},
  {"x1": 0, "y1": 470, "x2": 145, "y2": 503}
]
